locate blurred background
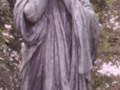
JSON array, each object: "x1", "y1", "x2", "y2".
[{"x1": 0, "y1": 0, "x2": 120, "y2": 90}]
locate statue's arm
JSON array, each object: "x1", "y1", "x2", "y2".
[
  {"x1": 23, "y1": 0, "x2": 48, "y2": 23},
  {"x1": 63, "y1": 0, "x2": 99, "y2": 67},
  {"x1": 81, "y1": 0, "x2": 99, "y2": 62}
]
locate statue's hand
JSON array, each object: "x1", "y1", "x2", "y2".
[
  {"x1": 24, "y1": 0, "x2": 48, "y2": 23},
  {"x1": 24, "y1": 2, "x2": 37, "y2": 23}
]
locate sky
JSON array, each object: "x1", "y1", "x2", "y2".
[{"x1": 98, "y1": 62, "x2": 120, "y2": 76}]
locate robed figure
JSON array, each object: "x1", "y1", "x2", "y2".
[{"x1": 14, "y1": 0, "x2": 99, "y2": 90}]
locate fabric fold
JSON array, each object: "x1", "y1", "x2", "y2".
[{"x1": 13, "y1": 0, "x2": 99, "y2": 90}]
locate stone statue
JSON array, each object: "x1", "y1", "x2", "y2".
[{"x1": 13, "y1": 0, "x2": 99, "y2": 90}]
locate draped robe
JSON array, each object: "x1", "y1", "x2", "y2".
[{"x1": 13, "y1": 0, "x2": 99, "y2": 90}]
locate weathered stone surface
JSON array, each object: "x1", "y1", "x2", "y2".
[{"x1": 13, "y1": 0, "x2": 99, "y2": 90}]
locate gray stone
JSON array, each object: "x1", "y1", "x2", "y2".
[{"x1": 13, "y1": 0, "x2": 99, "y2": 90}]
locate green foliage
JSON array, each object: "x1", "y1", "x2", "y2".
[
  {"x1": 92, "y1": 0, "x2": 120, "y2": 89},
  {"x1": 97, "y1": 28, "x2": 120, "y2": 62},
  {"x1": 0, "y1": 0, "x2": 20, "y2": 89},
  {"x1": 91, "y1": 0, "x2": 107, "y2": 12},
  {"x1": 93, "y1": 29, "x2": 120, "y2": 90},
  {"x1": 0, "y1": 6, "x2": 12, "y2": 28},
  {"x1": 90, "y1": 0, "x2": 108, "y2": 23}
]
